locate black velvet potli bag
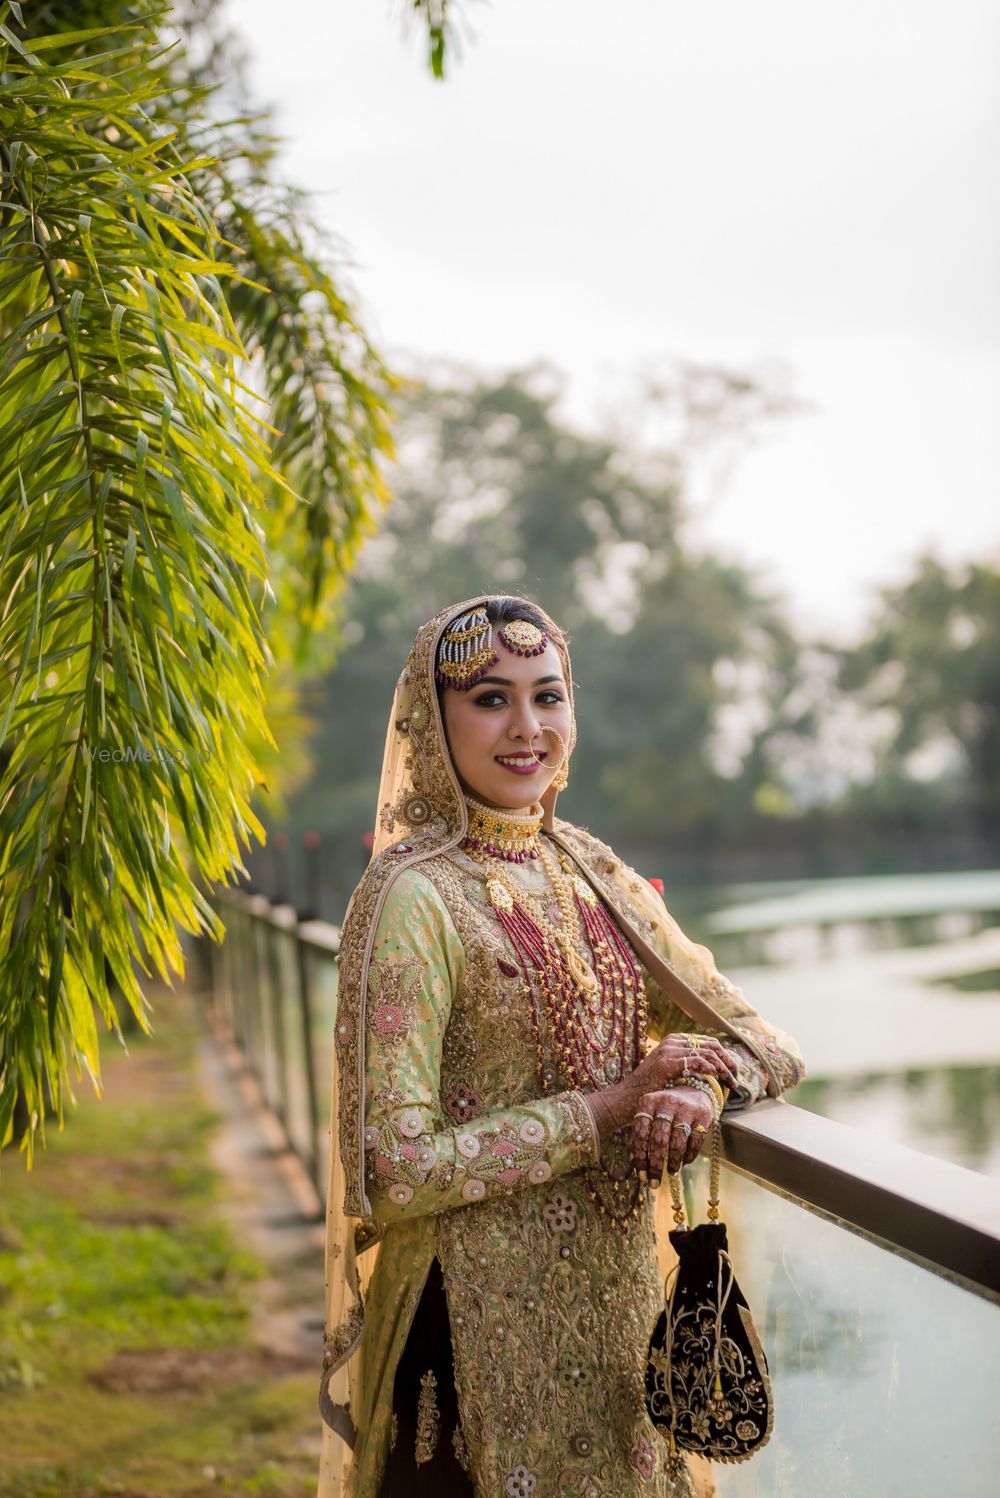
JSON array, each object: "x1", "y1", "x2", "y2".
[{"x1": 644, "y1": 1120, "x2": 774, "y2": 1471}]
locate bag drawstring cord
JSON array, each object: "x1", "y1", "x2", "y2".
[{"x1": 710, "y1": 1248, "x2": 735, "y2": 1402}]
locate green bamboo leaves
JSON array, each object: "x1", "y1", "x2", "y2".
[{"x1": 0, "y1": 3, "x2": 394, "y2": 1162}]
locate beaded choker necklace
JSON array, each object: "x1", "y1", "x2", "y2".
[{"x1": 460, "y1": 794, "x2": 543, "y2": 864}]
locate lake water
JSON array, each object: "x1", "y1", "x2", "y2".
[
  {"x1": 678, "y1": 870, "x2": 1000, "y2": 1496},
  {"x1": 681, "y1": 868, "x2": 1000, "y2": 1180}
]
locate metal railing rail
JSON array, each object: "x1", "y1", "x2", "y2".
[
  {"x1": 724, "y1": 1099, "x2": 1000, "y2": 1302},
  {"x1": 202, "y1": 890, "x2": 1000, "y2": 1305}
]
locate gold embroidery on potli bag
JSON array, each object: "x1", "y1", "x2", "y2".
[{"x1": 415, "y1": 1368, "x2": 440, "y2": 1463}]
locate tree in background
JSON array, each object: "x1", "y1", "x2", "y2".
[
  {"x1": 273, "y1": 360, "x2": 808, "y2": 909},
  {"x1": 0, "y1": 1, "x2": 396, "y2": 1161},
  {"x1": 836, "y1": 557, "x2": 1000, "y2": 843},
  {"x1": 270, "y1": 362, "x2": 1000, "y2": 908}
]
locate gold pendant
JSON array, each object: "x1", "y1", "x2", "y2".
[
  {"x1": 486, "y1": 877, "x2": 514, "y2": 914},
  {"x1": 566, "y1": 947, "x2": 600, "y2": 994}
]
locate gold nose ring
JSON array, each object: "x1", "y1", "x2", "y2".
[{"x1": 530, "y1": 723, "x2": 567, "y2": 772}]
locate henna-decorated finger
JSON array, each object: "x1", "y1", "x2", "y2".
[
  {"x1": 686, "y1": 1039, "x2": 740, "y2": 1087},
  {"x1": 681, "y1": 1050, "x2": 737, "y2": 1087},
  {"x1": 682, "y1": 1097, "x2": 714, "y2": 1165},
  {"x1": 683, "y1": 1033, "x2": 736, "y2": 1061},
  {"x1": 630, "y1": 1109, "x2": 654, "y2": 1181},
  {"x1": 656, "y1": 1036, "x2": 738, "y2": 1091},
  {"x1": 668, "y1": 1118, "x2": 692, "y2": 1175},
  {"x1": 648, "y1": 1111, "x2": 673, "y2": 1186},
  {"x1": 683, "y1": 1125, "x2": 704, "y2": 1166}
]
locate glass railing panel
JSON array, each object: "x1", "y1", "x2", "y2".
[{"x1": 686, "y1": 1163, "x2": 1000, "y2": 1496}]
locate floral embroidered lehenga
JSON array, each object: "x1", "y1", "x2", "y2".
[{"x1": 317, "y1": 597, "x2": 806, "y2": 1498}]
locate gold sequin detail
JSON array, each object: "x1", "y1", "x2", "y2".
[{"x1": 414, "y1": 1368, "x2": 440, "y2": 1463}]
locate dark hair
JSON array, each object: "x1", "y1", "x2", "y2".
[
  {"x1": 484, "y1": 595, "x2": 554, "y2": 636},
  {"x1": 434, "y1": 595, "x2": 569, "y2": 701}
]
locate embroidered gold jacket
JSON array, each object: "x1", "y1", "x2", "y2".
[{"x1": 334, "y1": 818, "x2": 805, "y2": 1497}]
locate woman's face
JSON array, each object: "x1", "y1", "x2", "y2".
[{"x1": 440, "y1": 636, "x2": 573, "y2": 811}]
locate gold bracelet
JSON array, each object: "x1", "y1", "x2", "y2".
[
  {"x1": 693, "y1": 1072, "x2": 728, "y2": 1114},
  {"x1": 673, "y1": 1075, "x2": 718, "y2": 1118},
  {"x1": 676, "y1": 1072, "x2": 721, "y2": 1108},
  {"x1": 674, "y1": 1074, "x2": 723, "y2": 1124}
]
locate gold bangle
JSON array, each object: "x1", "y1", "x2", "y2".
[
  {"x1": 674, "y1": 1075, "x2": 723, "y2": 1124},
  {"x1": 696, "y1": 1073, "x2": 727, "y2": 1113},
  {"x1": 677, "y1": 1072, "x2": 725, "y2": 1110}
]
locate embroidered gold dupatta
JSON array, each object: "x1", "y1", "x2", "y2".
[{"x1": 317, "y1": 595, "x2": 787, "y2": 1497}]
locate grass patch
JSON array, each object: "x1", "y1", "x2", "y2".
[{"x1": 0, "y1": 986, "x2": 318, "y2": 1497}]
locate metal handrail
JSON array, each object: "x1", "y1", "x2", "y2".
[
  {"x1": 204, "y1": 890, "x2": 1000, "y2": 1304},
  {"x1": 723, "y1": 1100, "x2": 1000, "y2": 1303}
]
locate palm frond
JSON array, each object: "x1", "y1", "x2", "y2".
[{"x1": 0, "y1": 3, "x2": 394, "y2": 1162}]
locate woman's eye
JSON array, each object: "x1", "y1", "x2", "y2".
[{"x1": 473, "y1": 692, "x2": 563, "y2": 707}]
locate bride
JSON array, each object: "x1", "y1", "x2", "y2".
[{"x1": 317, "y1": 594, "x2": 805, "y2": 1498}]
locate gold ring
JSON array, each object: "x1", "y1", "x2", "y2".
[
  {"x1": 633, "y1": 1111, "x2": 654, "y2": 1121},
  {"x1": 693, "y1": 1123, "x2": 708, "y2": 1134}
]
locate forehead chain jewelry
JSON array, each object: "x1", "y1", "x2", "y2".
[{"x1": 434, "y1": 609, "x2": 550, "y2": 692}]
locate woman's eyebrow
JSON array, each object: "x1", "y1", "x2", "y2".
[{"x1": 476, "y1": 674, "x2": 565, "y2": 687}]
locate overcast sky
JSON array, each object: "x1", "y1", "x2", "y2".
[{"x1": 234, "y1": 0, "x2": 999, "y2": 639}]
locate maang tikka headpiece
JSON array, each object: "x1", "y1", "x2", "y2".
[{"x1": 434, "y1": 607, "x2": 550, "y2": 692}]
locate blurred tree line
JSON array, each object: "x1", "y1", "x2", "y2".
[{"x1": 255, "y1": 362, "x2": 999, "y2": 914}]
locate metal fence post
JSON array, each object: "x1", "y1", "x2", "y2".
[{"x1": 294, "y1": 933, "x2": 322, "y2": 1198}]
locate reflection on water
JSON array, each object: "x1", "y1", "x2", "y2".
[
  {"x1": 936, "y1": 966, "x2": 1000, "y2": 992},
  {"x1": 701, "y1": 869, "x2": 1000, "y2": 944},
  {"x1": 711, "y1": 907, "x2": 1000, "y2": 969},
  {"x1": 680, "y1": 870, "x2": 1000, "y2": 1179},
  {"x1": 791, "y1": 1065, "x2": 1000, "y2": 1179}
]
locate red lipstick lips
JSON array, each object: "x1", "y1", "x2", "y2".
[{"x1": 495, "y1": 752, "x2": 547, "y2": 776}]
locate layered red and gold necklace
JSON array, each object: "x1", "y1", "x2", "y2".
[{"x1": 460, "y1": 796, "x2": 650, "y2": 1229}]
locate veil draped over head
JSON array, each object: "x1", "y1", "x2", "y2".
[{"x1": 317, "y1": 595, "x2": 577, "y2": 1494}]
